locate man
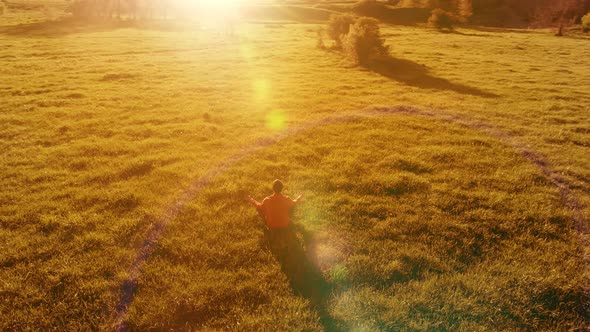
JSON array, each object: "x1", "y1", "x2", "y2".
[{"x1": 247, "y1": 179, "x2": 303, "y2": 256}]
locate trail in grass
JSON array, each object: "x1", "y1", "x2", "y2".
[{"x1": 113, "y1": 105, "x2": 588, "y2": 330}]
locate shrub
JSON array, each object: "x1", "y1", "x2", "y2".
[
  {"x1": 428, "y1": 8, "x2": 460, "y2": 30},
  {"x1": 326, "y1": 13, "x2": 357, "y2": 47},
  {"x1": 342, "y1": 17, "x2": 389, "y2": 65},
  {"x1": 316, "y1": 28, "x2": 326, "y2": 49},
  {"x1": 0, "y1": 2, "x2": 5, "y2": 16},
  {"x1": 583, "y1": 12, "x2": 590, "y2": 32},
  {"x1": 324, "y1": 13, "x2": 390, "y2": 65}
]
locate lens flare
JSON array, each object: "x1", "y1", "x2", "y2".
[
  {"x1": 174, "y1": 0, "x2": 242, "y2": 22},
  {"x1": 240, "y1": 44, "x2": 254, "y2": 61},
  {"x1": 328, "y1": 263, "x2": 348, "y2": 284},
  {"x1": 178, "y1": 0, "x2": 243, "y2": 10},
  {"x1": 266, "y1": 110, "x2": 287, "y2": 131},
  {"x1": 253, "y1": 78, "x2": 270, "y2": 102},
  {"x1": 197, "y1": 0, "x2": 242, "y2": 9}
]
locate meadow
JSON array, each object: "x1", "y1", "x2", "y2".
[{"x1": 1, "y1": 1, "x2": 590, "y2": 330}]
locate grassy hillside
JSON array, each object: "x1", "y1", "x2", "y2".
[{"x1": 1, "y1": 8, "x2": 589, "y2": 331}]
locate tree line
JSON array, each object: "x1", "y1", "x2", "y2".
[
  {"x1": 397, "y1": 0, "x2": 590, "y2": 25},
  {"x1": 65, "y1": 0, "x2": 590, "y2": 28},
  {"x1": 66, "y1": 0, "x2": 172, "y2": 19}
]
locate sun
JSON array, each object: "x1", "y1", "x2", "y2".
[
  {"x1": 174, "y1": 0, "x2": 243, "y2": 20},
  {"x1": 196, "y1": 0, "x2": 244, "y2": 10},
  {"x1": 198, "y1": 0, "x2": 242, "y2": 7},
  {"x1": 174, "y1": 0, "x2": 243, "y2": 21}
]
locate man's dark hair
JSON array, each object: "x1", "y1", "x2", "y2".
[{"x1": 272, "y1": 179, "x2": 284, "y2": 193}]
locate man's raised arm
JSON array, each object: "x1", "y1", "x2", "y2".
[
  {"x1": 247, "y1": 195, "x2": 266, "y2": 220},
  {"x1": 292, "y1": 194, "x2": 303, "y2": 205},
  {"x1": 247, "y1": 195, "x2": 262, "y2": 209}
]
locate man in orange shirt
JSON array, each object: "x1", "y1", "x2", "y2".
[{"x1": 247, "y1": 179, "x2": 303, "y2": 255}]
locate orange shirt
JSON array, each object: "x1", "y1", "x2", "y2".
[{"x1": 257, "y1": 193, "x2": 297, "y2": 229}]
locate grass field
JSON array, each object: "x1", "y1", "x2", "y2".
[{"x1": 1, "y1": 2, "x2": 590, "y2": 330}]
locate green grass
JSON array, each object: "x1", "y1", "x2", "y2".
[{"x1": 1, "y1": 5, "x2": 589, "y2": 330}]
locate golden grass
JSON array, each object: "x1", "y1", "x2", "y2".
[{"x1": 1, "y1": 11, "x2": 589, "y2": 330}]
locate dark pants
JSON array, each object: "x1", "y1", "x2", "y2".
[
  {"x1": 265, "y1": 225, "x2": 328, "y2": 301},
  {"x1": 267, "y1": 227, "x2": 292, "y2": 254},
  {"x1": 266, "y1": 226, "x2": 302, "y2": 274}
]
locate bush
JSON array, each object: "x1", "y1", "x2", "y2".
[
  {"x1": 583, "y1": 12, "x2": 590, "y2": 32},
  {"x1": 428, "y1": 8, "x2": 460, "y2": 30},
  {"x1": 316, "y1": 28, "x2": 326, "y2": 49},
  {"x1": 342, "y1": 17, "x2": 389, "y2": 65},
  {"x1": 326, "y1": 13, "x2": 357, "y2": 47},
  {"x1": 324, "y1": 13, "x2": 390, "y2": 65}
]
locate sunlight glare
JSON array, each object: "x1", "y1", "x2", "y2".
[
  {"x1": 253, "y1": 79, "x2": 270, "y2": 102},
  {"x1": 265, "y1": 110, "x2": 287, "y2": 131},
  {"x1": 240, "y1": 44, "x2": 255, "y2": 61},
  {"x1": 175, "y1": 0, "x2": 243, "y2": 22},
  {"x1": 184, "y1": 0, "x2": 243, "y2": 11}
]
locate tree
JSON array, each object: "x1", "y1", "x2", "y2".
[
  {"x1": 533, "y1": 0, "x2": 590, "y2": 32},
  {"x1": 66, "y1": 0, "x2": 161, "y2": 20},
  {"x1": 456, "y1": 0, "x2": 472, "y2": 19},
  {"x1": 327, "y1": 13, "x2": 357, "y2": 48},
  {"x1": 324, "y1": 14, "x2": 390, "y2": 65},
  {"x1": 342, "y1": 17, "x2": 389, "y2": 64},
  {"x1": 583, "y1": 12, "x2": 590, "y2": 31},
  {"x1": 428, "y1": 8, "x2": 460, "y2": 29},
  {"x1": 465, "y1": 0, "x2": 589, "y2": 29}
]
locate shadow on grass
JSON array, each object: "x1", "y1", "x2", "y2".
[
  {"x1": 353, "y1": 6, "x2": 431, "y2": 26},
  {"x1": 265, "y1": 225, "x2": 340, "y2": 331},
  {"x1": 366, "y1": 56, "x2": 499, "y2": 98},
  {"x1": 437, "y1": 29, "x2": 497, "y2": 37},
  {"x1": 0, "y1": 17, "x2": 183, "y2": 37},
  {"x1": 468, "y1": 25, "x2": 536, "y2": 34}
]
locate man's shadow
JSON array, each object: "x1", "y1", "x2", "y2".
[{"x1": 263, "y1": 224, "x2": 340, "y2": 331}]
